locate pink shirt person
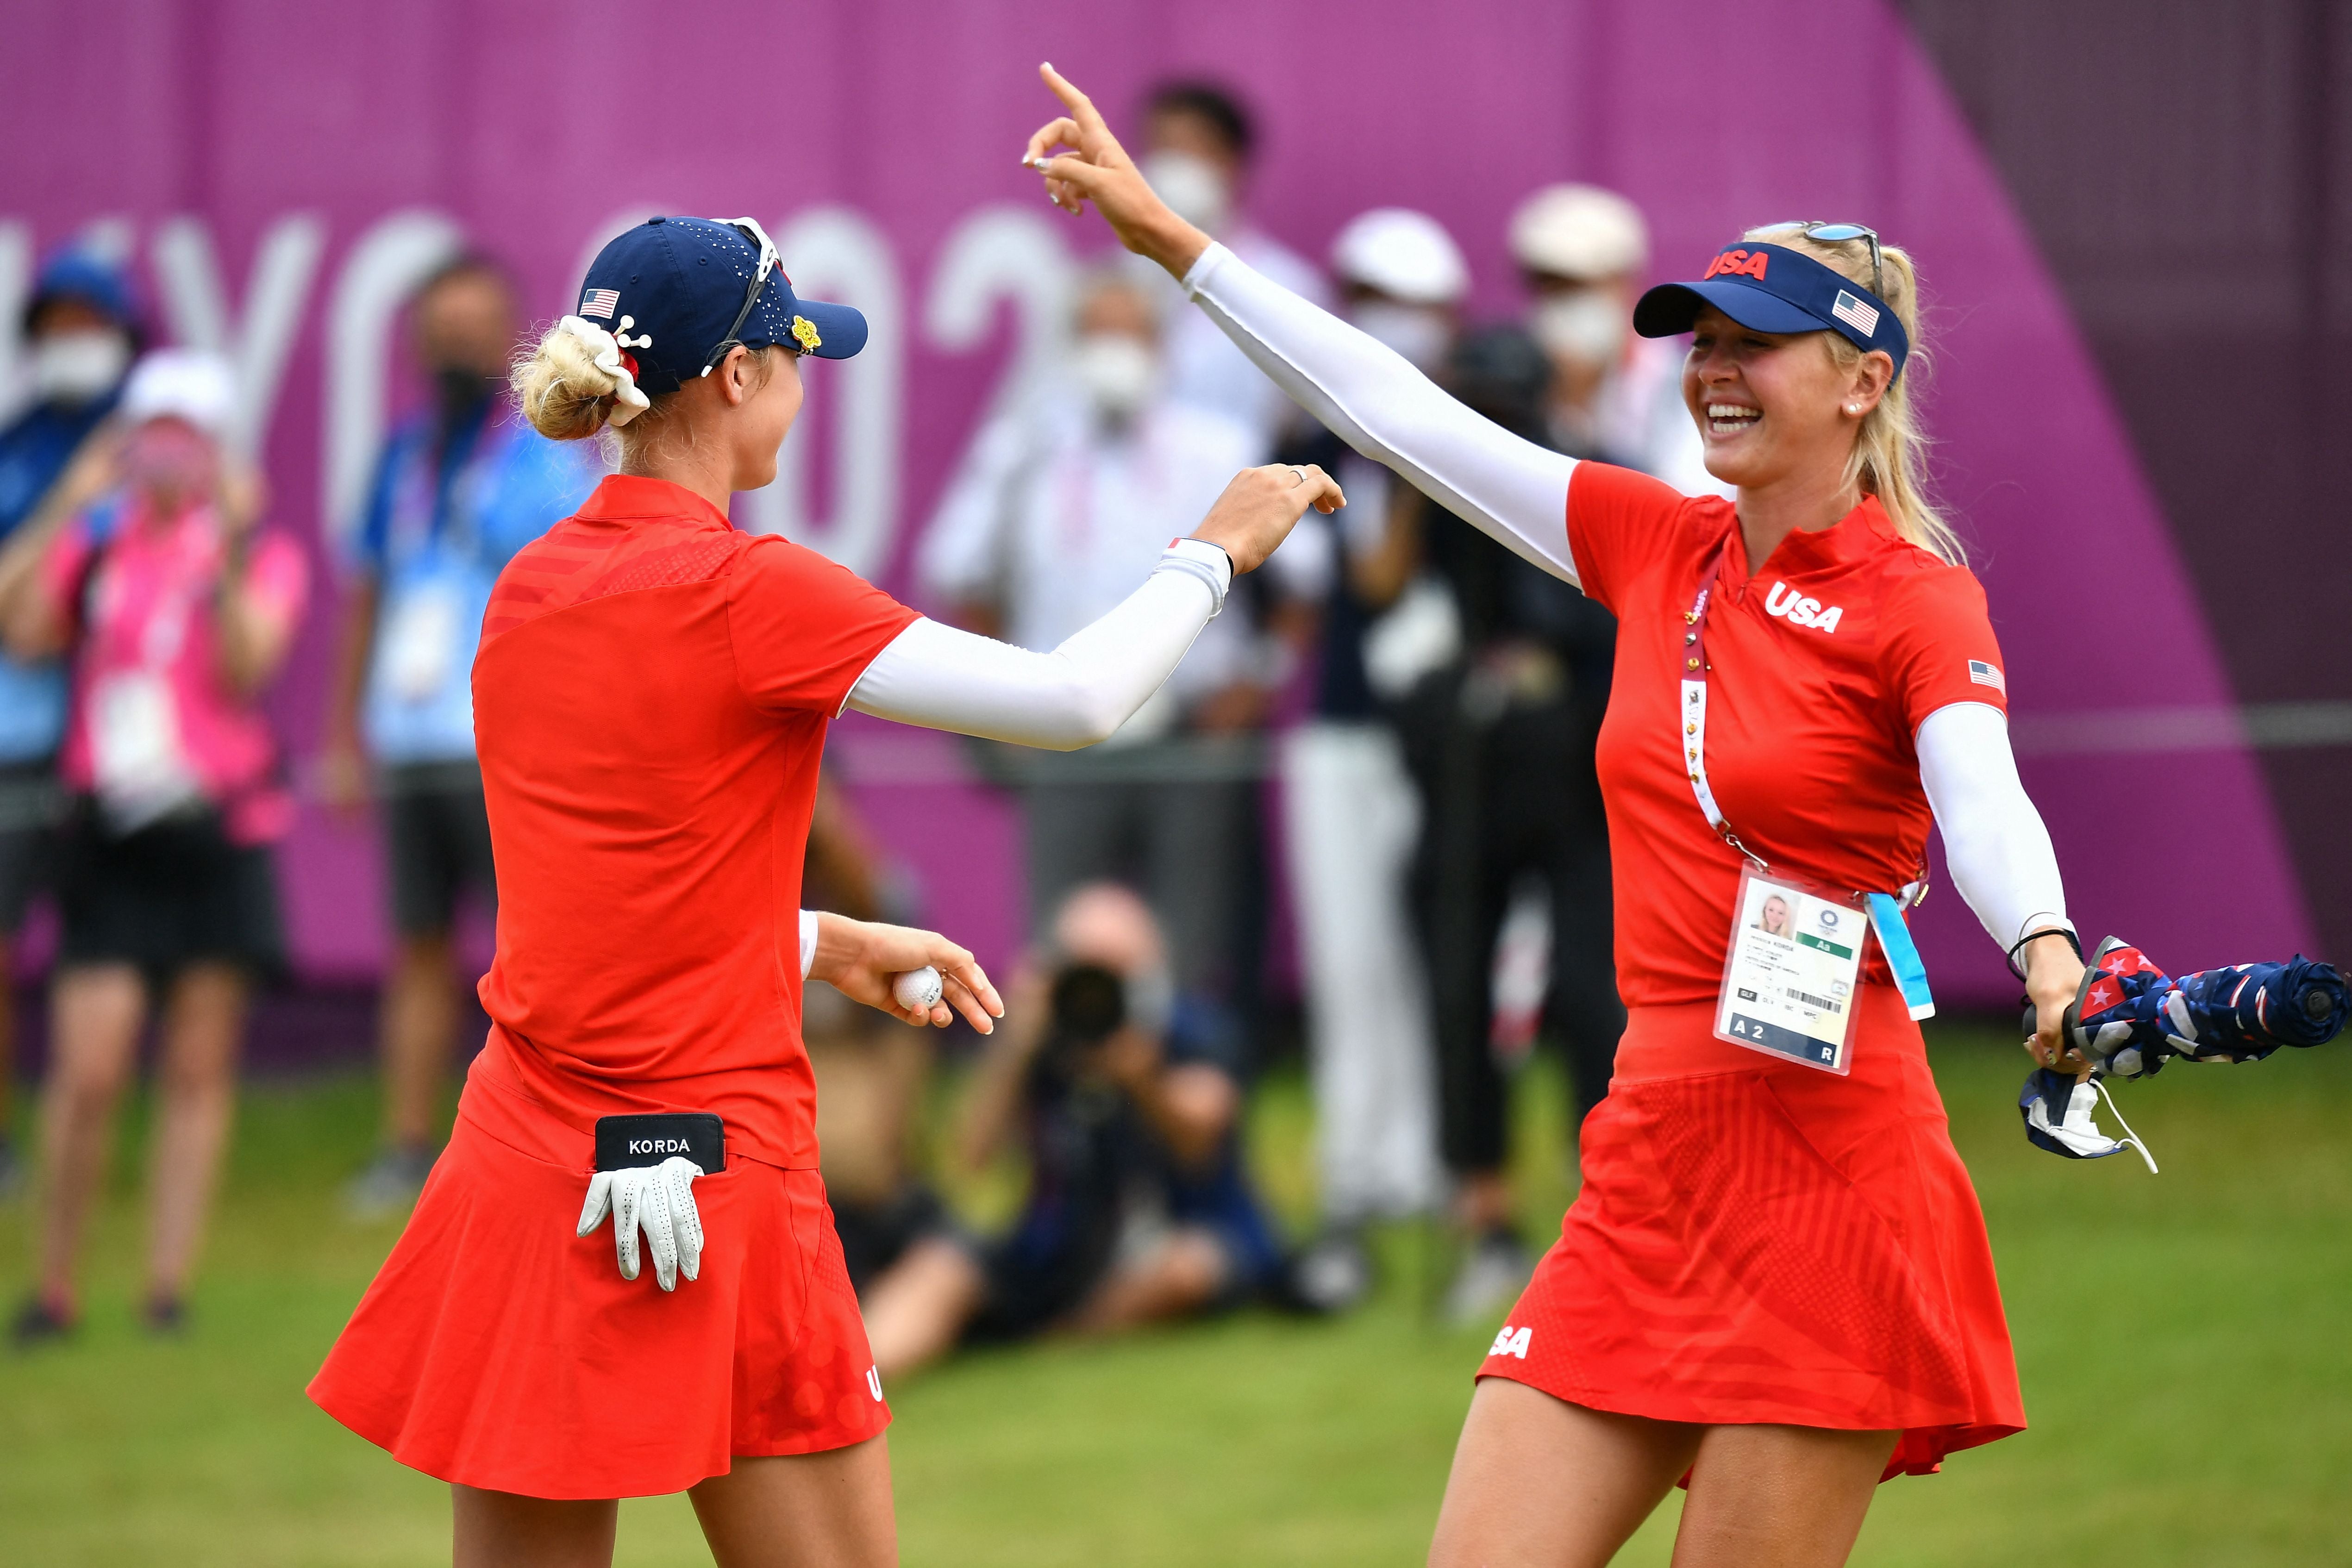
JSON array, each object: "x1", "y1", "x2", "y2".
[{"x1": 43, "y1": 493, "x2": 307, "y2": 844}]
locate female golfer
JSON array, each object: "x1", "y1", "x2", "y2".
[
  {"x1": 308, "y1": 214, "x2": 1338, "y2": 1567},
  {"x1": 1028, "y1": 65, "x2": 2087, "y2": 1568}
]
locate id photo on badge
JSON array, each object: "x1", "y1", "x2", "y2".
[{"x1": 1715, "y1": 864, "x2": 1864, "y2": 1075}]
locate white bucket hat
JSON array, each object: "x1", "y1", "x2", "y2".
[
  {"x1": 1508, "y1": 184, "x2": 1650, "y2": 281},
  {"x1": 1330, "y1": 208, "x2": 1470, "y2": 306},
  {"x1": 119, "y1": 349, "x2": 238, "y2": 438}
]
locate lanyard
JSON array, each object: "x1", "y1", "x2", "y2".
[
  {"x1": 1680, "y1": 534, "x2": 1764, "y2": 868},
  {"x1": 1679, "y1": 530, "x2": 1925, "y2": 892},
  {"x1": 390, "y1": 412, "x2": 512, "y2": 563},
  {"x1": 1681, "y1": 530, "x2": 1938, "y2": 1019}
]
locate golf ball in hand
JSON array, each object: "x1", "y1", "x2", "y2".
[{"x1": 894, "y1": 966, "x2": 944, "y2": 1012}]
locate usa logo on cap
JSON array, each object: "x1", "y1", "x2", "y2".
[{"x1": 580, "y1": 288, "x2": 620, "y2": 320}]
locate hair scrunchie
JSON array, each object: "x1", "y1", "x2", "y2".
[{"x1": 556, "y1": 315, "x2": 652, "y2": 428}]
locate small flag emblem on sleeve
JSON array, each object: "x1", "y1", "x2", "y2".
[
  {"x1": 1831, "y1": 290, "x2": 1881, "y2": 337},
  {"x1": 1968, "y1": 659, "x2": 2006, "y2": 692},
  {"x1": 580, "y1": 288, "x2": 620, "y2": 319}
]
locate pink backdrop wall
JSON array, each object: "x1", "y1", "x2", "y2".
[{"x1": 0, "y1": 0, "x2": 2312, "y2": 1007}]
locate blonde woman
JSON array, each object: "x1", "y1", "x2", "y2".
[
  {"x1": 307, "y1": 214, "x2": 1338, "y2": 1567},
  {"x1": 1028, "y1": 64, "x2": 2088, "y2": 1568}
]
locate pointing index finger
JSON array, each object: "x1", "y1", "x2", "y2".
[{"x1": 1038, "y1": 62, "x2": 1107, "y2": 138}]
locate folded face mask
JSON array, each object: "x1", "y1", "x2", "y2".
[{"x1": 2019, "y1": 1067, "x2": 2158, "y2": 1174}]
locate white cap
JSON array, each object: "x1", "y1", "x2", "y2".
[
  {"x1": 1329, "y1": 208, "x2": 1470, "y2": 306},
  {"x1": 1508, "y1": 184, "x2": 1649, "y2": 281},
  {"x1": 119, "y1": 349, "x2": 237, "y2": 438}
]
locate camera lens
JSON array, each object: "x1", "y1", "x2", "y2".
[{"x1": 1049, "y1": 963, "x2": 1127, "y2": 1045}]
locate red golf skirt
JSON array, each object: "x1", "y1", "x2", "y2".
[
  {"x1": 1480, "y1": 987, "x2": 2024, "y2": 1480},
  {"x1": 310, "y1": 1069, "x2": 888, "y2": 1499}
]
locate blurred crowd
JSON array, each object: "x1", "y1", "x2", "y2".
[{"x1": 4, "y1": 78, "x2": 1726, "y2": 1359}]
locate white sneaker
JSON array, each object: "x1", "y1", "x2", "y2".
[
  {"x1": 1443, "y1": 1232, "x2": 1532, "y2": 1327},
  {"x1": 1289, "y1": 1231, "x2": 1374, "y2": 1314},
  {"x1": 344, "y1": 1146, "x2": 437, "y2": 1221}
]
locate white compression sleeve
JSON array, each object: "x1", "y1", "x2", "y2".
[
  {"x1": 1182, "y1": 242, "x2": 1581, "y2": 585},
  {"x1": 845, "y1": 541, "x2": 1230, "y2": 749},
  {"x1": 1916, "y1": 702, "x2": 2071, "y2": 952},
  {"x1": 799, "y1": 910, "x2": 819, "y2": 980}
]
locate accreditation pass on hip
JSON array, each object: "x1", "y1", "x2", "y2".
[{"x1": 1714, "y1": 863, "x2": 1866, "y2": 1074}]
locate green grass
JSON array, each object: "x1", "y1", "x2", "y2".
[{"x1": 2, "y1": 1026, "x2": 2348, "y2": 1565}]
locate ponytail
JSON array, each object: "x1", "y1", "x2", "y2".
[{"x1": 1743, "y1": 225, "x2": 1962, "y2": 563}]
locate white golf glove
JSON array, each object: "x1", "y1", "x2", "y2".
[{"x1": 576, "y1": 1156, "x2": 706, "y2": 1290}]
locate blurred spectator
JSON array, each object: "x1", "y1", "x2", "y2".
[
  {"x1": 1510, "y1": 183, "x2": 1723, "y2": 494},
  {"x1": 322, "y1": 255, "x2": 601, "y2": 1218},
  {"x1": 1262, "y1": 210, "x2": 1463, "y2": 1311},
  {"x1": 861, "y1": 883, "x2": 1278, "y2": 1380},
  {"x1": 2, "y1": 350, "x2": 307, "y2": 1344},
  {"x1": 1388, "y1": 327, "x2": 1625, "y2": 1324},
  {"x1": 1138, "y1": 80, "x2": 1330, "y2": 454},
  {"x1": 0, "y1": 244, "x2": 140, "y2": 1197},
  {"x1": 801, "y1": 775, "x2": 959, "y2": 1296},
  {"x1": 920, "y1": 264, "x2": 1267, "y2": 1018}
]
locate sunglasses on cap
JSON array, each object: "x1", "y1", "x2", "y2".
[
  {"x1": 1760, "y1": 221, "x2": 1883, "y2": 298},
  {"x1": 702, "y1": 217, "x2": 783, "y2": 377}
]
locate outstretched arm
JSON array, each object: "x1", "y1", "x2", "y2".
[
  {"x1": 1915, "y1": 702, "x2": 2086, "y2": 1066},
  {"x1": 848, "y1": 553, "x2": 1225, "y2": 749},
  {"x1": 1022, "y1": 63, "x2": 1579, "y2": 585},
  {"x1": 850, "y1": 462, "x2": 1342, "y2": 748}
]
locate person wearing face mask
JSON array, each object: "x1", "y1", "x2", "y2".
[
  {"x1": 1137, "y1": 80, "x2": 1329, "y2": 455},
  {"x1": 321, "y1": 255, "x2": 603, "y2": 1219},
  {"x1": 3, "y1": 350, "x2": 309, "y2": 1345},
  {"x1": 920, "y1": 267, "x2": 1268, "y2": 1021},
  {"x1": 0, "y1": 245, "x2": 141, "y2": 1199},
  {"x1": 1512, "y1": 184, "x2": 1725, "y2": 498},
  {"x1": 1259, "y1": 208, "x2": 1466, "y2": 1312}
]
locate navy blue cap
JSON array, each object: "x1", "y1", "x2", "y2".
[
  {"x1": 574, "y1": 216, "x2": 866, "y2": 394},
  {"x1": 1634, "y1": 242, "x2": 1908, "y2": 379},
  {"x1": 24, "y1": 244, "x2": 140, "y2": 335}
]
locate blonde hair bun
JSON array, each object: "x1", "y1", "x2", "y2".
[{"x1": 511, "y1": 316, "x2": 651, "y2": 442}]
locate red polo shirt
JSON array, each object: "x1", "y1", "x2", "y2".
[
  {"x1": 1569, "y1": 462, "x2": 2008, "y2": 1008},
  {"x1": 463, "y1": 475, "x2": 918, "y2": 1169}
]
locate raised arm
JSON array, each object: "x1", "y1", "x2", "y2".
[
  {"x1": 1023, "y1": 64, "x2": 1579, "y2": 585},
  {"x1": 1181, "y1": 245, "x2": 1577, "y2": 583}
]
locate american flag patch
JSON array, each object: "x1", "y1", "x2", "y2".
[
  {"x1": 580, "y1": 288, "x2": 620, "y2": 319},
  {"x1": 1968, "y1": 659, "x2": 2006, "y2": 692},
  {"x1": 1831, "y1": 289, "x2": 1880, "y2": 337}
]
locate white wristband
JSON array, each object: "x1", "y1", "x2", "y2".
[
  {"x1": 799, "y1": 909, "x2": 819, "y2": 980},
  {"x1": 1155, "y1": 537, "x2": 1234, "y2": 615}
]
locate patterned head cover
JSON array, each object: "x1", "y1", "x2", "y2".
[
  {"x1": 2019, "y1": 936, "x2": 2349, "y2": 1170},
  {"x1": 2067, "y1": 937, "x2": 2348, "y2": 1080}
]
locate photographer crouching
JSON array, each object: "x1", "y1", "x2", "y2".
[{"x1": 862, "y1": 881, "x2": 1279, "y2": 1378}]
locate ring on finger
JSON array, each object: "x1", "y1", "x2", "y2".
[{"x1": 1287, "y1": 466, "x2": 1307, "y2": 487}]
